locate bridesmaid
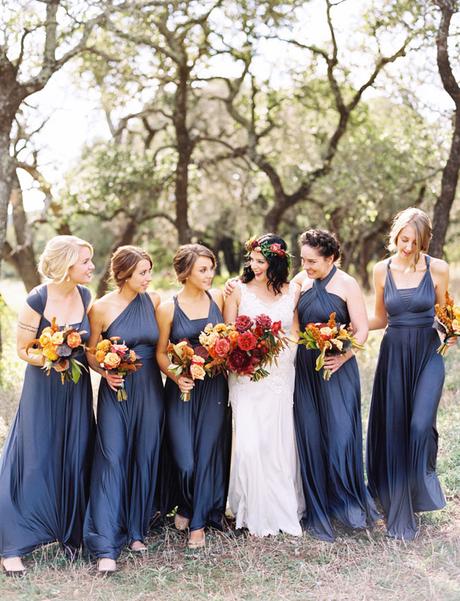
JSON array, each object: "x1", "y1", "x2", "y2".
[
  {"x1": 156, "y1": 244, "x2": 231, "y2": 549},
  {"x1": 84, "y1": 246, "x2": 164, "y2": 572},
  {"x1": 0, "y1": 235, "x2": 96, "y2": 574},
  {"x1": 293, "y1": 229, "x2": 377, "y2": 542},
  {"x1": 367, "y1": 208, "x2": 453, "y2": 540}
]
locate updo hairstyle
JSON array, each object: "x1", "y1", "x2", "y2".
[
  {"x1": 38, "y1": 235, "x2": 94, "y2": 282},
  {"x1": 110, "y1": 245, "x2": 153, "y2": 288},
  {"x1": 298, "y1": 229, "x2": 341, "y2": 261},
  {"x1": 173, "y1": 244, "x2": 216, "y2": 284}
]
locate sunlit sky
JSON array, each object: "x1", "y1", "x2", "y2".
[{"x1": 16, "y1": 0, "x2": 456, "y2": 211}]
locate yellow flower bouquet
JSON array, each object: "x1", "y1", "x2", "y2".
[{"x1": 27, "y1": 317, "x2": 87, "y2": 384}]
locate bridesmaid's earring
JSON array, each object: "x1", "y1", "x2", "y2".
[{"x1": 66, "y1": 276, "x2": 71, "y2": 282}]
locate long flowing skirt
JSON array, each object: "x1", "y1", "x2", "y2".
[{"x1": 367, "y1": 326, "x2": 445, "y2": 540}]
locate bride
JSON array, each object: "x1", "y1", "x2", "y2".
[{"x1": 224, "y1": 233, "x2": 304, "y2": 536}]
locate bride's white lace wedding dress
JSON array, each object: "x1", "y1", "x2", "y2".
[{"x1": 228, "y1": 281, "x2": 305, "y2": 536}]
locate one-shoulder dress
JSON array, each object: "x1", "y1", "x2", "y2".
[
  {"x1": 0, "y1": 284, "x2": 95, "y2": 558},
  {"x1": 162, "y1": 292, "x2": 231, "y2": 532},
  {"x1": 367, "y1": 256, "x2": 446, "y2": 540},
  {"x1": 294, "y1": 266, "x2": 376, "y2": 542},
  {"x1": 83, "y1": 293, "x2": 164, "y2": 559}
]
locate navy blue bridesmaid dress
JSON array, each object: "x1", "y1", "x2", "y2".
[
  {"x1": 294, "y1": 266, "x2": 376, "y2": 542},
  {"x1": 0, "y1": 284, "x2": 95, "y2": 558},
  {"x1": 367, "y1": 256, "x2": 445, "y2": 540},
  {"x1": 83, "y1": 293, "x2": 164, "y2": 559},
  {"x1": 163, "y1": 292, "x2": 231, "y2": 532}
]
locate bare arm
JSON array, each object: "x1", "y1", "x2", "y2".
[
  {"x1": 16, "y1": 303, "x2": 43, "y2": 366},
  {"x1": 291, "y1": 271, "x2": 307, "y2": 290},
  {"x1": 209, "y1": 288, "x2": 224, "y2": 313},
  {"x1": 323, "y1": 276, "x2": 368, "y2": 375},
  {"x1": 431, "y1": 259, "x2": 457, "y2": 348},
  {"x1": 223, "y1": 277, "x2": 239, "y2": 299},
  {"x1": 368, "y1": 262, "x2": 388, "y2": 331},
  {"x1": 290, "y1": 308, "x2": 300, "y2": 341},
  {"x1": 432, "y1": 258, "x2": 449, "y2": 305},
  {"x1": 148, "y1": 290, "x2": 162, "y2": 310},
  {"x1": 156, "y1": 301, "x2": 194, "y2": 394},
  {"x1": 346, "y1": 277, "x2": 369, "y2": 346},
  {"x1": 223, "y1": 285, "x2": 241, "y2": 323}
]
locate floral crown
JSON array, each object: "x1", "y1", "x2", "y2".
[{"x1": 245, "y1": 236, "x2": 292, "y2": 267}]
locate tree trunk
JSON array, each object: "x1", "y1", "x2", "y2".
[
  {"x1": 174, "y1": 65, "x2": 193, "y2": 245},
  {"x1": 429, "y1": 2, "x2": 460, "y2": 257},
  {"x1": 218, "y1": 236, "x2": 241, "y2": 274},
  {"x1": 429, "y1": 110, "x2": 460, "y2": 257},
  {"x1": 95, "y1": 217, "x2": 137, "y2": 298},
  {"x1": 4, "y1": 174, "x2": 41, "y2": 291},
  {"x1": 0, "y1": 132, "x2": 15, "y2": 266}
]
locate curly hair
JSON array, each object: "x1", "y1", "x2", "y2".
[
  {"x1": 298, "y1": 229, "x2": 340, "y2": 261},
  {"x1": 241, "y1": 233, "x2": 290, "y2": 295}
]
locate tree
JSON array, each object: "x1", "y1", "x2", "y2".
[
  {"x1": 214, "y1": 0, "x2": 424, "y2": 233},
  {"x1": 0, "y1": 0, "x2": 113, "y2": 272},
  {"x1": 429, "y1": 0, "x2": 460, "y2": 257}
]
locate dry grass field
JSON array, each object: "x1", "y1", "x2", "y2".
[{"x1": 0, "y1": 277, "x2": 459, "y2": 601}]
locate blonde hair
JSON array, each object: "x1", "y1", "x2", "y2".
[
  {"x1": 388, "y1": 207, "x2": 432, "y2": 267},
  {"x1": 110, "y1": 245, "x2": 153, "y2": 288},
  {"x1": 38, "y1": 235, "x2": 94, "y2": 282},
  {"x1": 173, "y1": 244, "x2": 216, "y2": 284}
]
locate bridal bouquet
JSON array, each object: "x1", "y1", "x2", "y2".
[
  {"x1": 221, "y1": 314, "x2": 287, "y2": 382},
  {"x1": 435, "y1": 292, "x2": 460, "y2": 356},
  {"x1": 91, "y1": 337, "x2": 142, "y2": 400},
  {"x1": 298, "y1": 312, "x2": 364, "y2": 380},
  {"x1": 198, "y1": 322, "x2": 238, "y2": 376},
  {"x1": 27, "y1": 317, "x2": 87, "y2": 384},
  {"x1": 167, "y1": 340, "x2": 206, "y2": 401}
]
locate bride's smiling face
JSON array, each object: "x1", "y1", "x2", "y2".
[{"x1": 249, "y1": 250, "x2": 269, "y2": 281}]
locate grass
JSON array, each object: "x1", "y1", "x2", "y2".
[{"x1": 0, "y1": 279, "x2": 459, "y2": 601}]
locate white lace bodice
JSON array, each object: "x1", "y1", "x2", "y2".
[{"x1": 237, "y1": 281, "x2": 297, "y2": 332}]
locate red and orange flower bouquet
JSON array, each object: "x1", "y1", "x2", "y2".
[
  {"x1": 91, "y1": 337, "x2": 142, "y2": 401},
  {"x1": 199, "y1": 314, "x2": 288, "y2": 382},
  {"x1": 298, "y1": 312, "x2": 364, "y2": 380},
  {"x1": 27, "y1": 317, "x2": 87, "y2": 384}
]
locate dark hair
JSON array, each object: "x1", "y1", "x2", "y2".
[
  {"x1": 173, "y1": 244, "x2": 216, "y2": 283},
  {"x1": 111, "y1": 245, "x2": 153, "y2": 288},
  {"x1": 298, "y1": 229, "x2": 340, "y2": 261},
  {"x1": 241, "y1": 233, "x2": 290, "y2": 295}
]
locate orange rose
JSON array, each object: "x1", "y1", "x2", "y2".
[
  {"x1": 129, "y1": 350, "x2": 138, "y2": 362},
  {"x1": 43, "y1": 343, "x2": 59, "y2": 361},
  {"x1": 95, "y1": 349, "x2": 107, "y2": 363},
  {"x1": 96, "y1": 339, "x2": 111, "y2": 352},
  {"x1": 190, "y1": 364, "x2": 206, "y2": 380},
  {"x1": 51, "y1": 331, "x2": 64, "y2": 345},
  {"x1": 183, "y1": 346, "x2": 195, "y2": 359},
  {"x1": 66, "y1": 331, "x2": 82, "y2": 349},
  {"x1": 103, "y1": 352, "x2": 121, "y2": 369}
]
